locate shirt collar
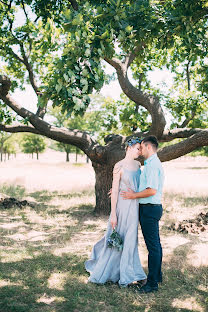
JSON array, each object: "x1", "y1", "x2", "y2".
[{"x1": 144, "y1": 153, "x2": 157, "y2": 165}]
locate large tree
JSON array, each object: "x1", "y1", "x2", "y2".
[{"x1": 0, "y1": 0, "x2": 208, "y2": 214}]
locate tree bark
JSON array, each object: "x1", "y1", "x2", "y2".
[
  {"x1": 93, "y1": 162, "x2": 113, "y2": 215},
  {"x1": 158, "y1": 129, "x2": 208, "y2": 161}
]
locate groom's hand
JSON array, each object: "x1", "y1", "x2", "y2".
[{"x1": 121, "y1": 188, "x2": 136, "y2": 199}]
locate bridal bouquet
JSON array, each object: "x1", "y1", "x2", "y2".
[{"x1": 107, "y1": 229, "x2": 123, "y2": 251}]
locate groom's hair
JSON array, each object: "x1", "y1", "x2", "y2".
[{"x1": 142, "y1": 136, "x2": 158, "y2": 150}]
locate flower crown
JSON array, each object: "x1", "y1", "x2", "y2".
[{"x1": 125, "y1": 137, "x2": 142, "y2": 147}]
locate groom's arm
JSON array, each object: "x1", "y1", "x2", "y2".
[{"x1": 121, "y1": 187, "x2": 156, "y2": 200}]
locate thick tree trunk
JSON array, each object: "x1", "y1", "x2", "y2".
[
  {"x1": 36, "y1": 151, "x2": 39, "y2": 160},
  {"x1": 93, "y1": 162, "x2": 114, "y2": 215}
]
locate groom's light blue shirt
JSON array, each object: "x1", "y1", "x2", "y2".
[{"x1": 139, "y1": 153, "x2": 164, "y2": 204}]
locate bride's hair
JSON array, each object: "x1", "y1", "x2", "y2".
[{"x1": 125, "y1": 137, "x2": 142, "y2": 151}]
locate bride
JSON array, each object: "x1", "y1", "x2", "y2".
[{"x1": 85, "y1": 137, "x2": 146, "y2": 287}]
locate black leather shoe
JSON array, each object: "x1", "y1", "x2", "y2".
[{"x1": 138, "y1": 284, "x2": 158, "y2": 293}]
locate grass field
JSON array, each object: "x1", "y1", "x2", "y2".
[{"x1": 0, "y1": 152, "x2": 207, "y2": 312}]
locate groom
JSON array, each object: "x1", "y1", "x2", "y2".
[{"x1": 121, "y1": 135, "x2": 164, "y2": 293}]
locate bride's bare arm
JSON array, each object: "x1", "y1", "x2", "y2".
[{"x1": 110, "y1": 163, "x2": 122, "y2": 229}]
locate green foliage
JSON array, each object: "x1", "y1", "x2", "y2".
[
  {"x1": 55, "y1": 142, "x2": 72, "y2": 154},
  {"x1": 165, "y1": 91, "x2": 208, "y2": 129},
  {"x1": 0, "y1": 102, "x2": 16, "y2": 125},
  {"x1": 21, "y1": 134, "x2": 46, "y2": 157},
  {"x1": 0, "y1": 0, "x2": 208, "y2": 138},
  {"x1": 49, "y1": 94, "x2": 107, "y2": 141},
  {"x1": 3, "y1": 137, "x2": 17, "y2": 155},
  {"x1": 0, "y1": 132, "x2": 17, "y2": 160},
  {"x1": 188, "y1": 146, "x2": 208, "y2": 156}
]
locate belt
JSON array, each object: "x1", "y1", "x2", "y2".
[{"x1": 139, "y1": 203, "x2": 161, "y2": 206}]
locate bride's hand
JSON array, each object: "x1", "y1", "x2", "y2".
[
  {"x1": 108, "y1": 188, "x2": 112, "y2": 198},
  {"x1": 110, "y1": 214, "x2": 117, "y2": 229}
]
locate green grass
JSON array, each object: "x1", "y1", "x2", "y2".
[
  {"x1": 0, "y1": 185, "x2": 207, "y2": 312},
  {"x1": 0, "y1": 184, "x2": 26, "y2": 199}
]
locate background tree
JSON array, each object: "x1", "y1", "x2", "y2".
[
  {"x1": 21, "y1": 134, "x2": 46, "y2": 160},
  {"x1": 0, "y1": 0, "x2": 208, "y2": 214},
  {"x1": 0, "y1": 132, "x2": 12, "y2": 161},
  {"x1": 3, "y1": 135, "x2": 17, "y2": 160},
  {"x1": 56, "y1": 142, "x2": 72, "y2": 162}
]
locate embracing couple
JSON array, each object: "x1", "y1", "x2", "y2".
[{"x1": 85, "y1": 136, "x2": 164, "y2": 293}]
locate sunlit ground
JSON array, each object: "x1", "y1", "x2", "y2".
[{"x1": 0, "y1": 152, "x2": 207, "y2": 312}]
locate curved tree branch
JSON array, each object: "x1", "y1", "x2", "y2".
[
  {"x1": 1, "y1": 94, "x2": 96, "y2": 152},
  {"x1": 117, "y1": 69, "x2": 166, "y2": 138},
  {"x1": 180, "y1": 110, "x2": 196, "y2": 128},
  {"x1": 19, "y1": 43, "x2": 40, "y2": 96},
  {"x1": 0, "y1": 75, "x2": 11, "y2": 96},
  {"x1": 0, "y1": 123, "x2": 40, "y2": 134},
  {"x1": 7, "y1": 48, "x2": 24, "y2": 63},
  {"x1": 0, "y1": 0, "x2": 8, "y2": 5},
  {"x1": 4, "y1": 18, "x2": 42, "y2": 114},
  {"x1": 21, "y1": 0, "x2": 29, "y2": 20},
  {"x1": 160, "y1": 128, "x2": 202, "y2": 142},
  {"x1": 0, "y1": 0, "x2": 12, "y2": 9},
  {"x1": 124, "y1": 43, "x2": 145, "y2": 69},
  {"x1": 104, "y1": 56, "x2": 123, "y2": 71},
  {"x1": 4, "y1": 17, "x2": 40, "y2": 97},
  {"x1": 5, "y1": 43, "x2": 46, "y2": 118},
  {"x1": 0, "y1": 75, "x2": 106, "y2": 161},
  {"x1": 104, "y1": 48, "x2": 166, "y2": 138},
  {"x1": 158, "y1": 129, "x2": 208, "y2": 162}
]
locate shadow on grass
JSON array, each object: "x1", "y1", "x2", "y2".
[
  {"x1": 0, "y1": 245, "x2": 207, "y2": 312},
  {"x1": 29, "y1": 190, "x2": 59, "y2": 204},
  {"x1": 154, "y1": 241, "x2": 208, "y2": 312},
  {"x1": 0, "y1": 185, "x2": 207, "y2": 311},
  {"x1": 28, "y1": 190, "x2": 95, "y2": 204}
]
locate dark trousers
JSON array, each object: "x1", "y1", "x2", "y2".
[{"x1": 139, "y1": 203, "x2": 163, "y2": 287}]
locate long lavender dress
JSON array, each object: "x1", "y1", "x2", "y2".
[{"x1": 85, "y1": 168, "x2": 146, "y2": 287}]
